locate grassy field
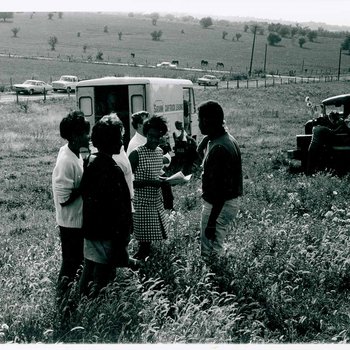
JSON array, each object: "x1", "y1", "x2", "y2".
[
  {"x1": 0, "y1": 12, "x2": 350, "y2": 86},
  {"x1": 1, "y1": 80, "x2": 350, "y2": 343}
]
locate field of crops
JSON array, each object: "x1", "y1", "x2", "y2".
[
  {"x1": 1, "y1": 79, "x2": 350, "y2": 343},
  {"x1": 0, "y1": 12, "x2": 350, "y2": 86}
]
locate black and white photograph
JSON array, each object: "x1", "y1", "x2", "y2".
[{"x1": 0, "y1": 0, "x2": 350, "y2": 345}]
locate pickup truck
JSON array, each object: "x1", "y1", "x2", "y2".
[
  {"x1": 288, "y1": 93, "x2": 350, "y2": 174},
  {"x1": 52, "y1": 75, "x2": 79, "y2": 93}
]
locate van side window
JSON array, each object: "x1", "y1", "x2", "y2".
[
  {"x1": 131, "y1": 94, "x2": 144, "y2": 113},
  {"x1": 79, "y1": 97, "x2": 93, "y2": 116}
]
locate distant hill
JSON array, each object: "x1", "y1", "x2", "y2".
[
  {"x1": 149, "y1": 11, "x2": 350, "y2": 32},
  {"x1": 1, "y1": 11, "x2": 349, "y2": 84}
]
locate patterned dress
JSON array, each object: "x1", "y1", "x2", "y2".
[{"x1": 133, "y1": 145, "x2": 168, "y2": 242}]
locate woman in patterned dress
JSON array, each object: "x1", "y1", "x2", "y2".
[{"x1": 129, "y1": 115, "x2": 169, "y2": 260}]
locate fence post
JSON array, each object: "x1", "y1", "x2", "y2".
[
  {"x1": 16, "y1": 91, "x2": 19, "y2": 104},
  {"x1": 280, "y1": 78, "x2": 283, "y2": 85},
  {"x1": 226, "y1": 81, "x2": 229, "y2": 89},
  {"x1": 43, "y1": 88, "x2": 46, "y2": 101},
  {"x1": 272, "y1": 77, "x2": 275, "y2": 86},
  {"x1": 256, "y1": 80, "x2": 258, "y2": 88},
  {"x1": 237, "y1": 80, "x2": 239, "y2": 89},
  {"x1": 246, "y1": 79, "x2": 249, "y2": 88}
]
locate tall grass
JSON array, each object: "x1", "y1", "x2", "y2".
[{"x1": 0, "y1": 81, "x2": 350, "y2": 343}]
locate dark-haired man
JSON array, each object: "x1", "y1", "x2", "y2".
[{"x1": 197, "y1": 100, "x2": 243, "y2": 261}]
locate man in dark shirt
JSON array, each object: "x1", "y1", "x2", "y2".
[{"x1": 197, "y1": 100, "x2": 243, "y2": 261}]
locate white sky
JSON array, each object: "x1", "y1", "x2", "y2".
[{"x1": 3, "y1": 0, "x2": 350, "y2": 27}]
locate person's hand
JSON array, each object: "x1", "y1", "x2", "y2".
[{"x1": 205, "y1": 225, "x2": 216, "y2": 240}]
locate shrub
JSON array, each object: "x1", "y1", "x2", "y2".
[{"x1": 267, "y1": 32, "x2": 282, "y2": 46}]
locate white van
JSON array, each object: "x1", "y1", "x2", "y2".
[{"x1": 76, "y1": 76, "x2": 198, "y2": 149}]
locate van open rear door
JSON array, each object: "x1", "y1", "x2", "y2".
[
  {"x1": 76, "y1": 86, "x2": 95, "y2": 129},
  {"x1": 128, "y1": 84, "x2": 146, "y2": 139}
]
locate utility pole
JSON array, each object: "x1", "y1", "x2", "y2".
[
  {"x1": 337, "y1": 47, "x2": 342, "y2": 81},
  {"x1": 263, "y1": 43, "x2": 267, "y2": 73},
  {"x1": 248, "y1": 25, "x2": 257, "y2": 77}
]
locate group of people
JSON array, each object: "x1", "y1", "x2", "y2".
[
  {"x1": 306, "y1": 109, "x2": 350, "y2": 174},
  {"x1": 52, "y1": 100, "x2": 243, "y2": 301}
]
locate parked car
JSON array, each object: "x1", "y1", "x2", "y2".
[
  {"x1": 197, "y1": 75, "x2": 220, "y2": 86},
  {"x1": 52, "y1": 75, "x2": 79, "y2": 93},
  {"x1": 13, "y1": 80, "x2": 52, "y2": 95},
  {"x1": 156, "y1": 61, "x2": 177, "y2": 69}
]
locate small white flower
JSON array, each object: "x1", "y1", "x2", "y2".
[
  {"x1": 332, "y1": 191, "x2": 338, "y2": 195},
  {"x1": 325, "y1": 211, "x2": 334, "y2": 218},
  {"x1": 1, "y1": 324, "x2": 9, "y2": 332}
]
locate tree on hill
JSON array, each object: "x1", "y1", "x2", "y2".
[
  {"x1": 307, "y1": 30, "x2": 318, "y2": 42},
  {"x1": 199, "y1": 17, "x2": 213, "y2": 29},
  {"x1": 48, "y1": 13, "x2": 54, "y2": 20},
  {"x1": 181, "y1": 15, "x2": 195, "y2": 22},
  {"x1": 291, "y1": 26, "x2": 299, "y2": 37},
  {"x1": 250, "y1": 24, "x2": 259, "y2": 34},
  {"x1": 267, "y1": 32, "x2": 281, "y2": 46},
  {"x1": 58, "y1": 12, "x2": 63, "y2": 19},
  {"x1": 278, "y1": 25, "x2": 290, "y2": 38},
  {"x1": 48, "y1": 36, "x2": 58, "y2": 51},
  {"x1": 222, "y1": 31, "x2": 228, "y2": 40},
  {"x1": 11, "y1": 27, "x2": 20, "y2": 38},
  {"x1": 243, "y1": 24, "x2": 249, "y2": 32},
  {"x1": 165, "y1": 14, "x2": 175, "y2": 21},
  {"x1": 0, "y1": 12, "x2": 13, "y2": 22},
  {"x1": 236, "y1": 33, "x2": 242, "y2": 41},
  {"x1": 151, "y1": 30, "x2": 163, "y2": 41},
  {"x1": 341, "y1": 35, "x2": 350, "y2": 54},
  {"x1": 96, "y1": 50, "x2": 104, "y2": 60},
  {"x1": 298, "y1": 37, "x2": 307, "y2": 48},
  {"x1": 104, "y1": 25, "x2": 108, "y2": 33},
  {"x1": 118, "y1": 32, "x2": 123, "y2": 40},
  {"x1": 151, "y1": 12, "x2": 159, "y2": 26}
]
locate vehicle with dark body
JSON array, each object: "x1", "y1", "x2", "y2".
[
  {"x1": 288, "y1": 94, "x2": 350, "y2": 173},
  {"x1": 13, "y1": 80, "x2": 53, "y2": 95}
]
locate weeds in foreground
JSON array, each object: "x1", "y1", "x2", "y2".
[{"x1": 1, "y1": 84, "x2": 350, "y2": 343}]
